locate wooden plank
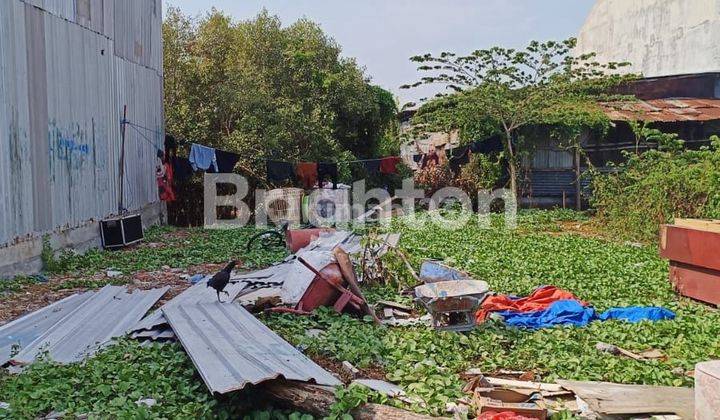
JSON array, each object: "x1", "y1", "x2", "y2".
[
  {"x1": 660, "y1": 225, "x2": 720, "y2": 271},
  {"x1": 556, "y1": 380, "x2": 693, "y2": 418},
  {"x1": 674, "y1": 218, "x2": 720, "y2": 234},
  {"x1": 483, "y1": 377, "x2": 563, "y2": 392}
]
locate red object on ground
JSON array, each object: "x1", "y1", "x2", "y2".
[
  {"x1": 660, "y1": 225, "x2": 720, "y2": 271},
  {"x1": 285, "y1": 228, "x2": 335, "y2": 253},
  {"x1": 475, "y1": 286, "x2": 585, "y2": 322},
  {"x1": 295, "y1": 263, "x2": 345, "y2": 312},
  {"x1": 380, "y1": 156, "x2": 402, "y2": 174},
  {"x1": 661, "y1": 223, "x2": 720, "y2": 305},
  {"x1": 669, "y1": 262, "x2": 720, "y2": 305},
  {"x1": 477, "y1": 411, "x2": 537, "y2": 420}
]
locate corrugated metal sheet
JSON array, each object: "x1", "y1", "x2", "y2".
[
  {"x1": 113, "y1": 0, "x2": 162, "y2": 71},
  {"x1": 600, "y1": 98, "x2": 720, "y2": 122},
  {"x1": 11, "y1": 285, "x2": 168, "y2": 364},
  {"x1": 131, "y1": 278, "x2": 250, "y2": 333},
  {"x1": 0, "y1": 292, "x2": 93, "y2": 365},
  {"x1": 0, "y1": 0, "x2": 162, "y2": 247},
  {"x1": 133, "y1": 232, "x2": 365, "y2": 334},
  {"x1": 164, "y1": 303, "x2": 341, "y2": 394}
]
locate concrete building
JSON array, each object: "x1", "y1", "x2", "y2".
[
  {"x1": 0, "y1": 0, "x2": 164, "y2": 276},
  {"x1": 575, "y1": 0, "x2": 720, "y2": 78}
]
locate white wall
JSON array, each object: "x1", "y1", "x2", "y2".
[{"x1": 575, "y1": 0, "x2": 720, "y2": 77}]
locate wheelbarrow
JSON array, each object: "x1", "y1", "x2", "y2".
[{"x1": 415, "y1": 280, "x2": 489, "y2": 332}]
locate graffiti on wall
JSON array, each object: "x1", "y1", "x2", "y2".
[{"x1": 48, "y1": 121, "x2": 93, "y2": 171}]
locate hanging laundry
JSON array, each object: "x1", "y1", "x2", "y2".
[
  {"x1": 317, "y1": 162, "x2": 338, "y2": 189},
  {"x1": 173, "y1": 157, "x2": 194, "y2": 181},
  {"x1": 380, "y1": 156, "x2": 402, "y2": 174},
  {"x1": 215, "y1": 149, "x2": 240, "y2": 173},
  {"x1": 156, "y1": 151, "x2": 175, "y2": 202},
  {"x1": 469, "y1": 140, "x2": 484, "y2": 153},
  {"x1": 295, "y1": 162, "x2": 318, "y2": 189},
  {"x1": 362, "y1": 159, "x2": 381, "y2": 174},
  {"x1": 189, "y1": 143, "x2": 218, "y2": 172},
  {"x1": 266, "y1": 160, "x2": 295, "y2": 183},
  {"x1": 164, "y1": 134, "x2": 178, "y2": 158}
]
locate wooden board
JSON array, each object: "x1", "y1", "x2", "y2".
[
  {"x1": 556, "y1": 380, "x2": 694, "y2": 418},
  {"x1": 674, "y1": 218, "x2": 720, "y2": 234}
]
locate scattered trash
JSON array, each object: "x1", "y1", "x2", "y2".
[
  {"x1": 342, "y1": 361, "x2": 360, "y2": 376},
  {"x1": 353, "y1": 379, "x2": 405, "y2": 397},
  {"x1": 135, "y1": 398, "x2": 157, "y2": 407},
  {"x1": 105, "y1": 270, "x2": 123, "y2": 278},
  {"x1": 305, "y1": 328, "x2": 324, "y2": 338},
  {"x1": 595, "y1": 342, "x2": 666, "y2": 361},
  {"x1": 415, "y1": 280, "x2": 489, "y2": 331},
  {"x1": 189, "y1": 274, "x2": 205, "y2": 284},
  {"x1": 477, "y1": 286, "x2": 675, "y2": 329},
  {"x1": 30, "y1": 274, "x2": 49, "y2": 284},
  {"x1": 381, "y1": 314, "x2": 433, "y2": 327},
  {"x1": 419, "y1": 260, "x2": 471, "y2": 283},
  {"x1": 0, "y1": 402, "x2": 9, "y2": 410},
  {"x1": 556, "y1": 380, "x2": 694, "y2": 418}
]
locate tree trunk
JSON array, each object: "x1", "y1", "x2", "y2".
[
  {"x1": 575, "y1": 147, "x2": 582, "y2": 211},
  {"x1": 504, "y1": 131, "x2": 518, "y2": 199},
  {"x1": 258, "y1": 381, "x2": 444, "y2": 419}
]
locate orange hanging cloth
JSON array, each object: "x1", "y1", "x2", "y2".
[
  {"x1": 475, "y1": 286, "x2": 585, "y2": 322},
  {"x1": 295, "y1": 162, "x2": 318, "y2": 189},
  {"x1": 380, "y1": 156, "x2": 402, "y2": 174}
]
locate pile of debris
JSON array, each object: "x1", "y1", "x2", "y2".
[
  {"x1": 459, "y1": 369, "x2": 695, "y2": 419},
  {"x1": 0, "y1": 229, "x2": 437, "y2": 419},
  {"x1": 2, "y1": 227, "x2": 715, "y2": 419}
]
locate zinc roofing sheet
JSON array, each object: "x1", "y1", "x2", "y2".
[
  {"x1": 600, "y1": 98, "x2": 720, "y2": 122},
  {"x1": 11, "y1": 285, "x2": 168, "y2": 364},
  {"x1": 0, "y1": 292, "x2": 94, "y2": 365},
  {"x1": 163, "y1": 302, "x2": 341, "y2": 394}
]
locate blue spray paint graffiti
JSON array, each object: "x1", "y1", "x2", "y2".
[{"x1": 48, "y1": 121, "x2": 93, "y2": 171}]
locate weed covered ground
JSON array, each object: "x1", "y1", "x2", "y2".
[{"x1": 1, "y1": 210, "x2": 718, "y2": 418}]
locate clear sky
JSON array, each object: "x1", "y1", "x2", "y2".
[{"x1": 164, "y1": 0, "x2": 597, "y2": 106}]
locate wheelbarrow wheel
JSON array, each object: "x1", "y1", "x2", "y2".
[{"x1": 246, "y1": 230, "x2": 285, "y2": 251}]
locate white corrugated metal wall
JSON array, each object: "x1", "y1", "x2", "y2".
[{"x1": 0, "y1": 0, "x2": 163, "y2": 247}]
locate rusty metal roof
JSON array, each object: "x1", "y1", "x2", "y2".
[
  {"x1": 600, "y1": 98, "x2": 720, "y2": 122},
  {"x1": 11, "y1": 285, "x2": 168, "y2": 365},
  {"x1": 164, "y1": 303, "x2": 341, "y2": 394}
]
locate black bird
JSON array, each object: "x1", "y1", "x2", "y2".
[{"x1": 207, "y1": 261, "x2": 238, "y2": 302}]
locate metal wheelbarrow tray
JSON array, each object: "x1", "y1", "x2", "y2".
[{"x1": 415, "y1": 280, "x2": 489, "y2": 332}]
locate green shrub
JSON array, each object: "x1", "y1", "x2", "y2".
[{"x1": 591, "y1": 136, "x2": 720, "y2": 242}]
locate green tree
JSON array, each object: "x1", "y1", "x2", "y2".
[
  {"x1": 163, "y1": 8, "x2": 398, "y2": 185},
  {"x1": 402, "y1": 38, "x2": 632, "y2": 197}
]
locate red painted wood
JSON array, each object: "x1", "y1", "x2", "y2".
[
  {"x1": 669, "y1": 262, "x2": 720, "y2": 306},
  {"x1": 660, "y1": 225, "x2": 720, "y2": 272}
]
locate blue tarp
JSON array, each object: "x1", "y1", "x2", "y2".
[{"x1": 497, "y1": 299, "x2": 675, "y2": 329}]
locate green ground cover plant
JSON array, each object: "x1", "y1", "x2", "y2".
[{"x1": 2, "y1": 211, "x2": 718, "y2": 418}]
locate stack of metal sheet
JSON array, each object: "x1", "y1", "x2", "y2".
[{"x1": 1, "y1": 285, "x2": 168, "y2": 366}]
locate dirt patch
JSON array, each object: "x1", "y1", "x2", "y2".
[
  {"x1": 312, "y1": 356, "x2": 387, "y2": 384},
  {"x1": 0, "y1": 262, "x2": 230, "y2": 325}
]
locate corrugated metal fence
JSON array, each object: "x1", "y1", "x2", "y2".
[{"x1": 0, "y1": 0, "x2": 163, "y2": 246}]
